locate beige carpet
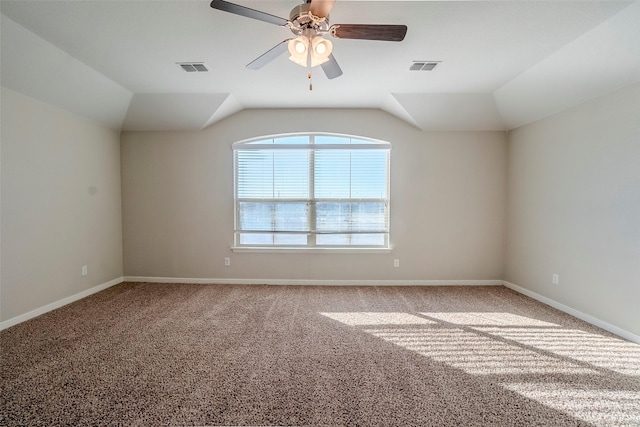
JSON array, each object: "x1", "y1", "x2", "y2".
[{"x1": 1, "y1": 283, "x2": 639, "y2": 426}]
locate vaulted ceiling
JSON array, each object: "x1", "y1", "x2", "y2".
[{"x1": 2, "y1": 1, "x2": 639, "y2": 131}]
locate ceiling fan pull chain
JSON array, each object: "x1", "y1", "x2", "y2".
[{"x1": 307, "y1": 37, "x2": 313, "y2": 91}]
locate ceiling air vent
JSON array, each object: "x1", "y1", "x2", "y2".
[
  {"x1": 177, "y1": 62, "x2": 209, "y2": 72},
  {"x1": 410, "y1": 61, "x2": 440, "y2": 71}
]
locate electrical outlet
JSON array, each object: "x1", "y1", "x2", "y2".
[
  {"x1": 552, "y1": 273, "x2": 559, "y2": 285},
  {"x1": 393, "y1": 259, "x2": 400, "y2": 268},
  {"x1": 224, "y1": 257, "x2": 231, "y2": 267},
  {"x1": 82, "y1": 265, "x2": 88, "y2": 276}
]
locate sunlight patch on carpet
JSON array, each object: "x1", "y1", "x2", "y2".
[
  {"x1": 320, "y1": 310, "x2": 640, "y2": 425},
  {"x1": 361, "y1": 327, "x2": 600, "y2": 375},
  {"x1": 420, "y1": 312, "x2": 559, "y2": 327},
  {"x1": 473, "y1": 326, "x2": 640, "y2": 376},
  {"x1": 319, "y1": 312, "x2": 436, "y2": 326},
  {"x1": 501, "y1": 383, "x2": 640, "y2": 426}
]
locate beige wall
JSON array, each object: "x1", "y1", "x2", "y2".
[
  {"x1": 505, "y1": 82, "x2": 640, "y2": 336},
  {"x1": 0, "y1": 88, "x2": 123, "y2": 321},
  {"x1": 121, "y1": 109, "x2": 507, "y2": 281}
]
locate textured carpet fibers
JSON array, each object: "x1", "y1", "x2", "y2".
[{"x1": 1, "y1": 283, "x2": 639, "y2": 426}]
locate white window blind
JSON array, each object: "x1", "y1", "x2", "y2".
[{"x1": 234, "y1": 134, "x2": 390, "y2": 248}]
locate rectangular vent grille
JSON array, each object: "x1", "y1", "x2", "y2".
[
  {"x1": 410, "y1": 61, "x2": 440, "y2": 71},
  {"x1": 177, "y1": 62, "x2": 209, "y2": 72}
]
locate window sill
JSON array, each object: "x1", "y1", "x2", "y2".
[{"x1": 231, "y1": 246, "x2": 393, "y2": 254}]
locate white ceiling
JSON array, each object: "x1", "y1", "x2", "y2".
[{"x1": 1, "y1": 0, "x2": 639, "y2": 131}]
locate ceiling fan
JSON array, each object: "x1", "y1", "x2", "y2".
[{"x1": 210, "y1": 0, "x2": 407, "y2": 87}]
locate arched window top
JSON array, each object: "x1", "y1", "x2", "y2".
[{"x1": 233, "y1": 133, "x2": 391, "y2": 150}]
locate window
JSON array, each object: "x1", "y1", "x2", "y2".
[{"x1": 233, "y1": 134, "x2": 391, "y2": 250}]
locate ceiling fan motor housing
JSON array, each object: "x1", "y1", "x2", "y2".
[{"x1": 289, "y1": 3, "x2": 329, "y2": 34}]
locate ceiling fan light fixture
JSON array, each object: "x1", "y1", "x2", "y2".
[
  {"x1": 293, "y1": 38, "x2": 307, "y2": 54},
  {"x1": 288, "y1": 36, "x2": 308, "y2": 66},
  {"x1": 288, "y1": 35, "x2": 332, "y2": 68},
  {"x1": 312, "y1": 36, "x2": 332, "y2": 58}
]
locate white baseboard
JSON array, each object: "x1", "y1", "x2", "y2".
[
  {"x1": 0, "y1": 277, "x2": 124, "y2": 331},
  {"x1": 503, "y1": 281, "x2": 640, "y2": 344},
  {"x1": 123, "y1": 276, "x2": 504, "y2": 287}
]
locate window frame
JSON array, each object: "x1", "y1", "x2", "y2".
[{"x1": 232, "y1": 133, "x2": 392, "y2": 252}]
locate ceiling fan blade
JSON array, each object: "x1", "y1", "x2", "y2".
[
  {"x1": 309, "y1": 0, "x2": 335, "y2": 19},
  {"x1": 246, "y1": 40, "x2": 291, "y2": 70},
  {"x1": 210, "y1": 0, "x2": 288, "y2": 26},
  {"x1": 321, "y1": 54, "x2": 343, "y2": 79},
  {"x1": 330, "y1": 24, "x2": 408, "y2": 41}
]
